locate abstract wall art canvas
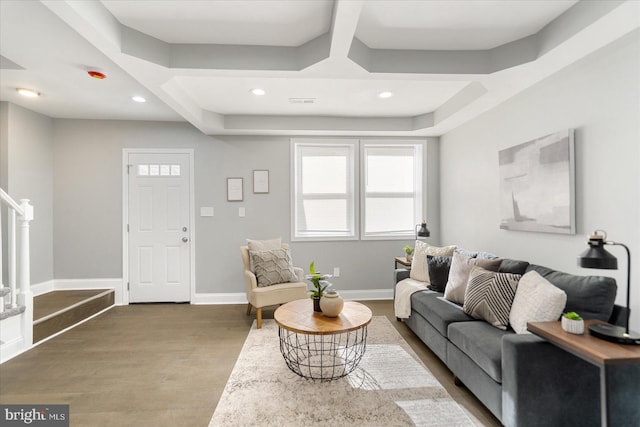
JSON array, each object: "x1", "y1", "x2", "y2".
[{"x1": 499, "y1": 129, "x2": 575, "y2": 234}]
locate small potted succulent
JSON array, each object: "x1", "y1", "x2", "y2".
[
  {"x1": 305, "y1": 261, "x2": 332, "y2": 312},
  {"x1": 404, "y1": 245, "x2": 414, "y2": 263},
  {"x1": 561, "y1": 311, "x2": 584, "y2": 334}
]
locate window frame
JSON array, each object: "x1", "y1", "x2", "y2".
[
  {"x1": 360, "y1": 140, "x2": 426, "y2": 240},
  {"x1": 291, "y1": 139, "x2": 359, "y2": 242}
]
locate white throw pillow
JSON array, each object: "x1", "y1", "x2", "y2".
[
  {"x1": 409, "y1": 241, "x2": 456, "y2": 283},
  {"x1": 443, "y1": 251, "x2": 502, "y2": 305},
  {"x1": 509, "y1": 270, "x2": 567, "y2": 334}
]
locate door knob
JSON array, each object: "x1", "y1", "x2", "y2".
[{"x1": 182, "y1": 237, "x2": 189, "y2": 243}]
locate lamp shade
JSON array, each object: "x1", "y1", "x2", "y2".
[
  {"x1": 417, "y1": 221, "x2": 430, "y2": 238},
  {"x1": 577, "y1": 232, "x2": 618, "y2": 270}
]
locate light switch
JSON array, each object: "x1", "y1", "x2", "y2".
[
  {"x1": 200, "y1": 207, "x2": 214, "y2": 217},
  {"x1": 239, "y1": 207, "x2": 245, "y2": 217}
]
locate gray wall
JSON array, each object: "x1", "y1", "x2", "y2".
[
  {"x1": 0, "y1": 102, "x2": 54, "y2": 285},
  {"x1": 440, "y1": 33, "x2": 640, "y2": 330},
  {"x1": 52, "y1": 120, "x2": 439, "y2": 295}
]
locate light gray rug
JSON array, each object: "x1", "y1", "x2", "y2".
[{"x1": 210, "y1": 316, "x2": 483, "y2": 427}]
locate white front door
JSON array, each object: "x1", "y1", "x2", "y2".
[{"x1": 127, "y1": 152, "x2": 191, "y2": 303}]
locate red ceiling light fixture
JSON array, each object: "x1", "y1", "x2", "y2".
[{"x1": 88, "y1": 70, "x2": 106, "y2": 79}]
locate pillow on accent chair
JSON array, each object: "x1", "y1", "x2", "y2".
[
  {"x1": 443, "y1": 251, "x2": 502, "y2": 304},
  {"x1": 410, "y1": 241, "x2": 456, "y2": 283},
  {"x1": 247, "y1": 237, "x2": 282, "y2": 252},
  {"x1": 427, "y1": 255, "x2": 452, "y2": 293},
  {"x1": 463, "y1": 266, "x2": 521, "y2": 330},
  {"x1": 509, "y1": 270, "x2": 567, "y2": 334},
  {"x1": 249, "y1": 248, "x2": 296, "y2": 287}
]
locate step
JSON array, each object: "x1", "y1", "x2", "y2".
[{"x1": 33, "y1": 289, "x2": 115, "y2": 343}]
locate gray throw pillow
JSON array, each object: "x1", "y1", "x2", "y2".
[{"x1": 249, "y1": 248, "x2": 296, "y2": 287}]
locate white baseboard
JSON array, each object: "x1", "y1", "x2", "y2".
[
  {"x1": 191, "y1": 293, "x2": 247, "y2": 305},
  {"x1": 191, "y1": 289, "x2": 393, "y2": 305},
  {"x1": 0, "y1": 336, "x2": 26, "y2": 364},
  {"x1": 31, "y1": 280, "x2": 55, "y2": 296}
]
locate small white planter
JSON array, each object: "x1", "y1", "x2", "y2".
[{"x1": 561, "y1": 317, "x2": 584, "y2": 334}]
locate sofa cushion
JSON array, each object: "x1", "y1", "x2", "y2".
[
  {"x1": 509, "y1": 271, "x2": 567, "y2": 334},
  {"x1": 444, "y1": 252, "x2": 503, "y2": 304},
  {"x1": 448, "y1": 321, "x2": 511, "y2": 383},
  {"x1": 410, "y1": 241, "x2": 457, "y2": 283},
  {"x1": 463, "y1": 266, "x2": 521, "y2": 330},
  {"x1": 427, "y1": 255, "x2": 452, "y2": 292},
  {"x1": 410, "y1": 291, "x2": 476, "y2": 336},
  {"x1": 499, "y1": 259, "x2": 530, "y2": 275},
  {"x1": 525, "y1": 264, "x2": 616, "y2": 321}
]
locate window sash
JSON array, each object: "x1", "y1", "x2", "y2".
[
  {"x1": 361, "y1": 142, "x2": 424, "y2": 239},
  {"x1": 292, "y1": 140, "x2": 357, "y2": 240}
]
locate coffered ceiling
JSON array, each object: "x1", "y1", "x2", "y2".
[{"x1": 1, "y1": 1, "x2": 638, "y2": 136}]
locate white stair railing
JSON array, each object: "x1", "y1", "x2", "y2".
[{"x1": 0, "y1": 188, "x2": 33, "y2": 317}]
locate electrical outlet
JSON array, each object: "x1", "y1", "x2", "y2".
[{"x1": 333, "y1": 267, "x2": 340, "y2": 277}]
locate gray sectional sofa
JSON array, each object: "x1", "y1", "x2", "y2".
[{"x1": 394, "y1": 258, "x2": 628, "y2": 426}]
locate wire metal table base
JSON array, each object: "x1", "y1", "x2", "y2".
[{"x1": 278, "y1": 326, "x2": 368, "y2": 381}]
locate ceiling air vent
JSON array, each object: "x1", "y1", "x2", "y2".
[{"x1": 289, "y1": 98, "x2": 316, "y2": 104}]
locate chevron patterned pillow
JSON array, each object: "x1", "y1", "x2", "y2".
[{"x1": 463, "y1": 266, "x2": 521, "y2": 330}]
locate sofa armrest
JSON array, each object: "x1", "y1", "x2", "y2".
[
  {"x1": 394, "y1": 269, "x2": 410, "y2": 283},
  {"x1": 501, "y1": 334, "x2": 600, "y2": 427},
  {"x1": 293, "y1": 266, "x2": 304, "y2": 282}
]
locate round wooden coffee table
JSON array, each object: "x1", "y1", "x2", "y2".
[{"x1": 274, "y1": 299, "x2": 373, "y2": 381}]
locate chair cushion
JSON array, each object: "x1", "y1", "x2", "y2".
[
  {"x1": 448, "y1": 321, "x2": 510, "y2": 383},
  {"x1": 525, "y1": 264, "x2": 616, "y2": 321},
  {"x1": 249, "y1": 248, "x2": 296, "y2": 287},
  {"x1": 410, "y1": 291, "x2": 475, "y2": 336},
  {"x1": 509, "y1": 271, "x2": 567, "y2": 334}
]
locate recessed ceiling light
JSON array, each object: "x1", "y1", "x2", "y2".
[
  {"x1": 378, "y1": 91, "x2": 393, "y2": 99},
  {"x1": 251, "y1": 88, "x2": 266, "y2": 96},
  {"x1": 16, "y1": 88, "x2": 40, "y2": 97},
  {"x1": 131, "y1": 96, "x2": 146, "y2": 103}
]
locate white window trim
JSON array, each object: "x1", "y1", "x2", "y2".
[
  {"x1": 290, "y1": 139, "x2": 359, "y2": 242},
  {"x1": 360, "y1": 140, "x2": 426, "y2": 240}
]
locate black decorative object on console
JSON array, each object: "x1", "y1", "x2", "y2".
[{"x1": 578, "y1": 230, "x2": 640, "y2": 345}]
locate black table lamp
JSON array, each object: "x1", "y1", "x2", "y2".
[
  {"x1": 415, "y1": 221, "x2": 430, "y2": 240},
  {"x1": 577, "y1": 230, "x2": 639, "y2": 345}
]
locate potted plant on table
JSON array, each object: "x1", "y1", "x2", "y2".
[
  {"x1": 404, "y1": 245, "x2": 414, "y2": 263},
  {"x1": 561, "y1": 311, "x2": 584, "y2": 334},
  {"x1": 306, "y1": 261, "x2": 333, "y2": 312}
]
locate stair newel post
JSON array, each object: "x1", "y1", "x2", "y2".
[
  {"x1": 8, "y1": 209, "x2": 17, "y2": 308},
  {"x1": 18, "y1": 199, "x2": 34, "y2": 347}
]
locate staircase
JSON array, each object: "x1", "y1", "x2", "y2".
[
  {"x1": 1, "y1": 188, "x2": 34, "y2": 363},
  {"x1": 33, "y1": 289, "x2": 115, "y2": 343}
]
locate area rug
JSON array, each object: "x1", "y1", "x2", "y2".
[{"x1": 209, "y1": 316, "x2": 484, "y2": 426}]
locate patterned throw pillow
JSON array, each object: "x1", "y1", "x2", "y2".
[
  {"x1": 249, "y1": 248, "x2": 296, "y2": 287},
  {"x1": 509, "y1": 270, "x2": 567, "y2": 334},
  {"x1": 427, "y1": 255, "x2": 452, "y2": 293},
  {"x1": 443, "y1": 251, "x2": 502, "y2": 304},
  {"x1": 463, "y1": 266, "x2": 521, "y2": 330},
  {"x1": 410, "y1": 241, "x2": 457, "y2": 283}
]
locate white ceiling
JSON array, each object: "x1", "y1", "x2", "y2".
[{"x1": 1, "y1": 0, "x2": 638, "y2": 137}]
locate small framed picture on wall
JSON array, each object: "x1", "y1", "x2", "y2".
[
  {"x1": 227, "y1": 177, "x2": 243, "y2": 201},
  {"x1": 253, "y1": 170, "x2": 269, "y2": 194}
]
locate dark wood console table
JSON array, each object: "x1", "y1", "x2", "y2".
[{"x1": 528, "y1": 319, "x2": 640, "y2": 426}]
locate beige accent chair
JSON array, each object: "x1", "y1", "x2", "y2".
[{"x1": 241, "y1": 243, "x2": 308, "y2": 328}]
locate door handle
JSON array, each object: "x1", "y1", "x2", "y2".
[{"x1": 182, "y1": 237, "x2": 189, "y2": 243}]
